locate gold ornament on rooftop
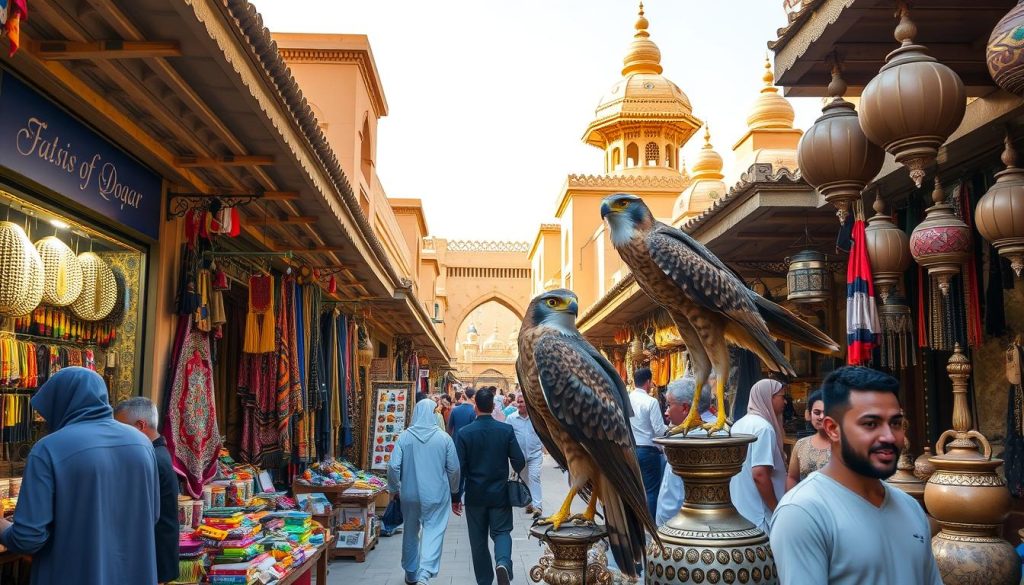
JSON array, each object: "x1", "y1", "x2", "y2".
[
  {"x1": 859, "y1": 2, "x2": 967, "y2": 187},
  {"x1": 974, "y1": 133, "x2": 1024, "y2": 278},
  {"x1": 909, "y1": 178, "x2": 971, "y2": 296},
  {"x1": 797, "y1": 66, "x2": 884, "y2": 222}
]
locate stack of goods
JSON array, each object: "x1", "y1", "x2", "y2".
[
  {"x1": 14, "y1": 306, "x2": 119, "y2": 348},
  {"x1": 279, "y1": 511, "x2": 313, "y2": 546},
  {"x1": 294, "y1": 458, "x2": 354, "y2": 487},
  {"x1": 175, "y1": 534, "x2": 207, "y2": 584},
  {"x1": 0, "y1": 477, "x2": 20, "y2": 518}
]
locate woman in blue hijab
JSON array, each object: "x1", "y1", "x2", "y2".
[{"x1": 388, "y1": 398, "x2": 460, "y2": 585}]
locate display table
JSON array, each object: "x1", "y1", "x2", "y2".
[
  {"x1": 277, "y1": 536, "x2": 333, "y2": 585},
  {"x1": 331, "y1": 489, "x2": 381, "y2": 562}
]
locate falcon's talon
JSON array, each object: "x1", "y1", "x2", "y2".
[
  {"x1": 536, "y1": 511, "x2": 573, "y2": 531},
  {"x1": 666, "y1": 408, "x2": 703, "y2": 437}
]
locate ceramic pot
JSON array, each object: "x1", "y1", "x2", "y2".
[
  {"x1": 988, "y1": 1, "x2": 1024, "y2": 97},
  {"x1": 650, "y1": 435, "x2": 776, "y2": 585}
]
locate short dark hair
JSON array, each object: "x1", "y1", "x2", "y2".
[
  {"x1": 465, "y1": 388, "x2": 476, "y2": 400},
  {"x1": 634, "y1": 368, "x2": 652, "y2": 387},
  {"x1": 821, "y1": 366, "x2": 900, "y2": 418},
  {"x1": 454, "y1": 390, "x2": 465, "y2": 402},
  {"x1": 475, "y1": 387, "x2": 495, "y2": 412},
  {"x1": 806, "y1": 390, "x2": 823, "y2": 411}
]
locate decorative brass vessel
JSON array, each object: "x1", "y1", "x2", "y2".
[
  {"x1": 649, "y1": 434, "x2": 777, "y2": 585},
  {"x1": 529, "y1": 523, "x2": 612, "y2": 585},
  {"x1": 924, "y1": 345, "x2": 1020, "y2": 585}
]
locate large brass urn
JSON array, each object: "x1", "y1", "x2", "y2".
[
  {"x1": 650, "y1": 435, "x2": 776, "y2": 585},
  {"x1": 924, "y1": 345, "x2": 1020, "y2": 585}
]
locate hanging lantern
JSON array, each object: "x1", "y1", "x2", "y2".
[
  {"x1": 859, "y1": 3, "x2": 966, "y2": 187},
  {"x1": 974, "y1": 133, "x2": 1024, "y2": 278},
  {"x1": 987, "y1": 2, "x2": 1024, "y2": 97},
  {"x1": 878, "y1": 292, "x2": 917, "y2": 371},
  {"x1": 797, "y1": 67, "x2": 884, "y2": 223},
  {"x1": 863, "y1": 197, "x2": 912, "y2": 301},
  {"x1": 786, "y1": 249, "x2": 832, "y2": 303},
  {"x1": 909, "y1": 178, "x2": 971, "y2": 296},
  {"x1": 0, "y1": 222, "x2": 33, "y2": 316}
]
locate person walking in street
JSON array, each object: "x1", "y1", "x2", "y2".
[
  {"x1": 388, "y1": 398, "x2": 461, "y2": 585},
  {"x1": 448, "y1": 387, "x2": 477, "y2": 439},
  {"x1": 0, "y1": 367, "x2": 160, "y2": 585},
  {"x1": 506, "y1": 393, "x2": 544, "y2": 518},
  {"x1": 455, "y1": 387, "x2": 526, "y2": 585},
  {"x1": 628, "y1": 367, "x2": 667, "y2": 522},
  {"x1": 114, "y1": 397, "x2": 180, "y2": 585},
  {"x1": 490, "y1": 387, "x2": 507, "y2": 422},
  {"x1": 786, "y1": 389, "x2": 830, "y2": 490},
  {"x1": 655, "y1": 376, "x2": 717, "y2": 526},
  {"x1": 729, "y1": 378, "x2": 787, "y2": 534},
  {"x1": 502, "y1": 392, "x2": 518, "y2": 418},
  {"x1": 771, "y1": 367, "x2": 942, "y2": 584}
]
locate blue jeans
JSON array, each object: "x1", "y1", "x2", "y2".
[
  {"x1": 466, "y1": 505, "x2": 513, "y2": 585},
  {"x1": 636, "y1": 446, "x2": 664, "y2": 523}
]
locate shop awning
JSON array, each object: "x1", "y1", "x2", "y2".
[
  {"x1": 771, "y1": 0, "x2": 1015, "y2": 97},
  {"x1": 13, "y1": 0, "x2": 449, "y2": 363}
]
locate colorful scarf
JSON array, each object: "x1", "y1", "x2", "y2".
[
  {"x1": 163, "y1": 316, "x2": 221, "y2": 498},
  {"x1": 846, "y1": 217, "x2": 881, "y2": 365}
]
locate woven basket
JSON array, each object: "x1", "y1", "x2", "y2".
[
  {"x1": 3, "y1": 241, "x2": 44, "y2": 317},
  {"x1": 71, "y1": 252, "x2": 117, "y2": 321},
  {"x1": 0, "y1": 222, "x2": 33, "y2": 315},
  {"x1": 35, "y1": 236, "x2": 83, "y2": 307}
]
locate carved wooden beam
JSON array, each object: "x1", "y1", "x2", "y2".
[
  {"x1": 174, "y1": 155, "x2": 275, "y2": 167},
  {"x1": 247, "y1": 215, "x2": 317, "y2": 226},
  {"x1": 28, "y1": 40, "x2": 182, "y2": 60}
]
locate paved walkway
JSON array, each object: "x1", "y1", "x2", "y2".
[{"x1": 326, "y1": 454, "x2": 571, "y2": 585}]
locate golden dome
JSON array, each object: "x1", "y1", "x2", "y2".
[
  {"x1": 622, "y1": 2, "x2": 662, "y2": 75},
  {"x1": 482, "y1": 324, "x2": 512, "y2": 354},
  {"x1": 689, "y1": 125, "x2": 724, "y2": 177},
  {"x1": 675, "y1": 125, "x2": 726, "y2": 222},
  {"x1": 747, "y1": 58, "x2": 795, "y2": 130}
]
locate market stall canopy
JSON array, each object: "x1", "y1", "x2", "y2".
[
  {"x1": 9, "y1": 0, "x2": 448, "y2": 363},
  {"x1": 771, "y1": 0, "x2": 1016, "y2": 97}
]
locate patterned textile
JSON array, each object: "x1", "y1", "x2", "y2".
[
  {"x1": 846, "y1": 218, "x2": 881, "y2": 365},
  {"x1": 164, "y1": 316, "x2": 221, "y2": 498},
  {"x1": 238, "y1": 352, "x2": 279, "y2": 467}
]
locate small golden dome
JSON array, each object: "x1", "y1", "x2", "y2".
[
  {"x1": 689, "y1": 125, "x2": 724, "y2": 177},
  {"x1": 747, "y1": 57, "x2": 795, "y2": 130},
  {"x1": 623, "y1": 2, "x2": 663, "y2": 75}
]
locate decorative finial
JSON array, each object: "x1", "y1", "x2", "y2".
[
  {"x1": 1002, "y1": 131, "x2": 1019, "y2": 169},
  {"x1": 931, "y1": 177, "x2": 945, "y2": 206},
  {"x1": 827, "y1": 64, "x2": 848, "y2": 100},
  {"x1": 872, "y1": 196, "x2": 887, "y2": 217},
  {"x1": 703, "y1": 124, "x2": 711, "y2": 147},
  {"x1": 762, "y1": 56, "x2": 774, "y2": 87},
  {"x1": 894, "y1": 1, "x2": 917, "y2": 47},
  {"x1": 635, "y1": 1, "x2": 649, "y2": 37}
]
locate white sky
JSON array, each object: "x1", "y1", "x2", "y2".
[{"x1": 258, "y1": 0, "x2": 822, "y2": 241}]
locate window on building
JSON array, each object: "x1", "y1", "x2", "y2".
[
  {"x1": 645, "y1": 142, "x2": 659, "y2": 166},
  {"x1": 626, "y1": 143, "x2": 639, "y2": 168},
  {"x1": 665, "y1": 144, "x2": 674, "y2": 168},
  {"x1": 611, "y1": 147, "x2": 622, "y2": 171}
]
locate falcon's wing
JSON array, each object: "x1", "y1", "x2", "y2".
[{"x1": 515, "y1": 360, "x2": 569, "y2": 471}]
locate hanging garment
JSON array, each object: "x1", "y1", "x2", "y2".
[
  {"x1": 243, "y1": 274, "x2": 275, "y2": 354},
  {"x1": 846, "y1": 217, "x2": 880, "y2": 365},
  {"x1": 163, "y1": 316, "x2": 221, "y2": 498},
  {"x1": 238, "y1": 352, "x2": 280, "y2": 468}
]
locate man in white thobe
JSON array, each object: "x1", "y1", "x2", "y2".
[{"x1": 506, "y1": 393, "x2": 544, "y2": 517}]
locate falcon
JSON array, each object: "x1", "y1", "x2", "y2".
[
  {"x1": 516, "y1": 289, "x2": 658, "y2": 577},
  {"x1": 601, "y1": 193, "x2": 840, "y2": 435}
]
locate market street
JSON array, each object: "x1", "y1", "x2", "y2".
[{"x1": 327, "y1": 454, "x2": 571, "y2": 585}]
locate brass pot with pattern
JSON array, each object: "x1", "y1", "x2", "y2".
[{"x1": 649, "y1": 435, "x2": 777, "y2": 585}]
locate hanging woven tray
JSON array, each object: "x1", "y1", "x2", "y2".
[
  {"x1": 0, "y1": 222, "x2": 33, "y2": 316},
  {"x1": 35, "y1": 236, "x2": 83, "y2": 307},
  {"x1": 2, "y1": 239, "x2": 44, "y2": 317},
  {"x1": 71, "y1": 252, "x2": 117, "y2": 321}
]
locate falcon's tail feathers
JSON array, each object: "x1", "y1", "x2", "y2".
[
  {"x1": 751, "y1": 293, "x2": 841, "y2": 355},
  {"x1": 600, "y1": 476, "x2": 660, "y2": 579}
]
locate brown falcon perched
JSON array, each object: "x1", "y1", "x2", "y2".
[
  {"x1": 516, "y1": 289, "x2": 659, "y2": 577},
  {"x1": 601, "y1": 193, "x2": 840, "y2": 435}
]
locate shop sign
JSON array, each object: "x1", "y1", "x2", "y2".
[{"x1": 0, "y1": 72, "x2": 161, "y2": 239}]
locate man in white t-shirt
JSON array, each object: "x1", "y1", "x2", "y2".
[
  {"x1": 627, "y1": 367, "x2": 667, "y2": 522},
  {"x1": 770, "y1": 367, "x2": 943, "y2": 585},
  {"x1": 728, "y1": 379, "x2": 787, "y2": 533}
]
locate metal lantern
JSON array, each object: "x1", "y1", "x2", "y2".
[
  {"x1": 909, "y1": 178, "x2": 971, "y2": 296},
  {"x1": 987, "y1": 2, "x2": 1024, "y2": 97},
  {"x1": 864, "y1": 197, "x2": 912, "y2": 300},
  {"x1": 859, "y1": 3, "x2": 966, "y2": 187},
  {"x1": 975, "y1": 134, "x2": 1024, "y2": 277},
  {"x1": 786, "y1": 249, "x2": 831, "y2": 303},
  {"x1": 797, "y1": 68, "x2": 884, "y2": 223}
]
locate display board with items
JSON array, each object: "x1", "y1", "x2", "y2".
[{"x1": 366, "y1": 381, "x2": 414, "y2": 472}]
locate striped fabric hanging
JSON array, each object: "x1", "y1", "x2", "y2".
[{"x1": 846, "y1": 211, "x2": 881, "y2": 365}]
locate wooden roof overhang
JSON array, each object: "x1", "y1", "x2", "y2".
[
  {"x1": 771, "y1": 0, "x2": 1017, "y2": 97},
  {"x1": 578, "y1": 164, "x2": 841, "y2": 344},
  {"x1": 10, "y1": 0, "x2": 449, "y2": 363}
]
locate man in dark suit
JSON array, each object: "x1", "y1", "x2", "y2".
[{"x1": 454, "y1": 387, "x2": 526, "y2": 585}]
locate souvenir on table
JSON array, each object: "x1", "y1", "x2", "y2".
[{"x1": 365, "y1": 381, "x2": 414, "y2": 472}]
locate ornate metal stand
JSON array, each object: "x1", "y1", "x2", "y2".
[
  {"x1": 923, "y1": 345, "x2": 1021, "y2": 584},
  {"x1": 650, "y1": 435, "x2": 777, "y2": 585},
  {"x1": 529, "y1": 522, "x2": 612, "y2": 585}
]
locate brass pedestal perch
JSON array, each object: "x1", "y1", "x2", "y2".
[
  {"x1": 529, "y1": 523, "x2": 612, "y2": 585},
  {"x1": 924, "y1": 345, "x2": 1021, "y2": 584},
  {"x1": 649, "y1": 435, "x2": 777, "y2": 585}
]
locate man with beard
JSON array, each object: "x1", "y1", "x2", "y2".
[{"x1": 770, "y1": 367, "x2": 942, "y2": 585}]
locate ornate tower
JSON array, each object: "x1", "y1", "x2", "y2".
[
  {"x1": 674, "y1": 125, "x2": 726, "y2": 224},
  {"x1": 732, "y1": 58, "x2": 803, "y2": 178},
  {"x1": 581, "y1": 2, "x2": 703, "y2": 177}
]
